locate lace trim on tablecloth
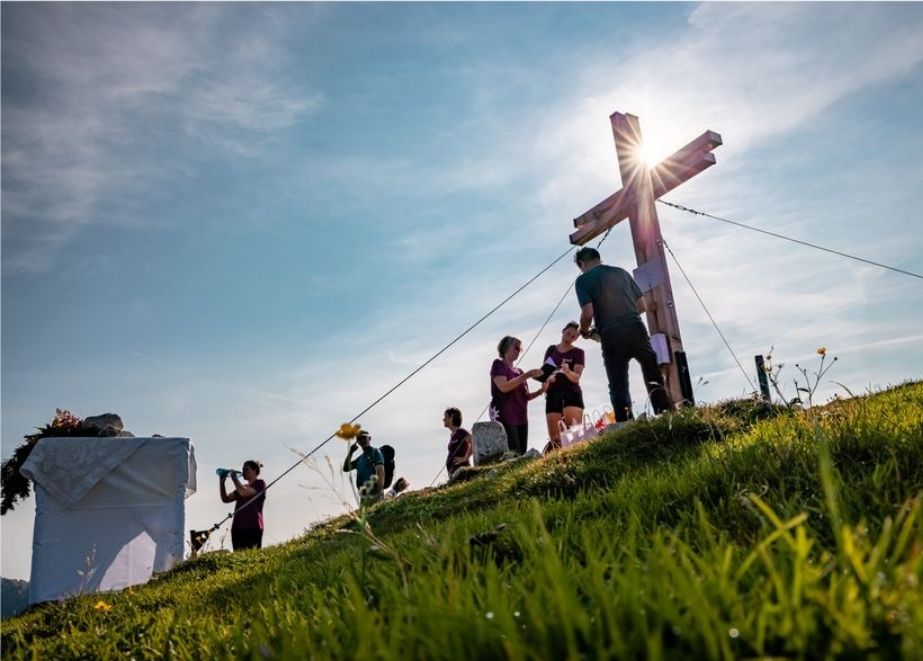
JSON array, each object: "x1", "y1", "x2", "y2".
[{"x1": 20, "y1": 438, "x2": 148, "y2": 508}]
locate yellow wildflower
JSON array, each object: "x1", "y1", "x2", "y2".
[
  {"x1": 94, "y1": 600, "x2": 112, "y2": 612},
  {"x1": 336, "y1": 423, "x2": 362, "y2": 440}
]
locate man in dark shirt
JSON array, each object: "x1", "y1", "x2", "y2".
[
  {"x1": 342, "y1": 430, "x2": 386, "y2": 505},
  {"x1": 574, "y1": 246, "x2": 672, "y2": 422}
]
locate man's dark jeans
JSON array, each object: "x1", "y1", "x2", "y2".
[{"x1": 600, "y1": 319, "x2": 672, "y2": 421}]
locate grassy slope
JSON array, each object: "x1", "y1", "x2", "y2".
[{"x1": 2, "y1": 383, "x2": 922, "y2": 660}]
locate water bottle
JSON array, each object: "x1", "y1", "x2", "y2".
[{"x1": 215, "y1": 468, "x2": 239, "y2": 478}]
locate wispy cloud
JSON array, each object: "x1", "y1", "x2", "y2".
[{"x1": 2, "y1": 3, "x2": 319, "y2": 273}]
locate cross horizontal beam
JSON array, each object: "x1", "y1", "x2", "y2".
[{"x1": 570, "y1": 130, "x2": 722, "y2": 245}]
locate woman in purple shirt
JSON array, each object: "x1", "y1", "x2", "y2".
[
  {"x1": 219, "y1": 460, "x2": 266, "y2": 551},
  {"x1": 490, "y1": 335, "x2": 549, "y2": 455},
  {"x1": 543, "y1": 322, "x2": 586, "y2": 451},
  {"x1": 443, "y1": 407, "x2": 472, "y2": 475}
]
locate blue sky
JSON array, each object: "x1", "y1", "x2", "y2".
[{"x1": 3, "y1": 2, "x2": 922, "y2": 581}]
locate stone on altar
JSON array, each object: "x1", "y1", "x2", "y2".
[
  {"x1": 471, "y1": 421, "x2": 508, "y2": 466},
  {"x1": 82, "y1": 413, "x2": 124, "y2": 436}
]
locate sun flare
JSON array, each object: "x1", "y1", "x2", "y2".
[{"x1": 636, "y1": 138, "x2": 672, "y2": 168}]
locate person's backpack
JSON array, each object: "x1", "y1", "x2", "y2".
[{"x1": 380, "y1": 445, "x2": 396, "y2": 489}]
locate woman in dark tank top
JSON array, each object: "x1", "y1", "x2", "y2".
[{"x1": 543, "y1": 322, "x2": 586, "y2": 451}]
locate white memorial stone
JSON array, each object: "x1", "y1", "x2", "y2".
[{"x1": 471, "y1": 421, "x2": 508, "y2": 466}]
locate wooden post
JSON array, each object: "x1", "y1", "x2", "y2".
[{"x1": 755, "y1": 355, "x2": 772, "y2": 402}]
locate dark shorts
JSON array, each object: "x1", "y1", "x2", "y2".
[
  {"x1": 545, "y1": 389, "x2": 585, "y2": 414},
  {"x1": 231, "y1": 528, "x2": 263, "y2": 551}
]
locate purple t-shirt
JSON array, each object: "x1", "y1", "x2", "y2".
[
  {"x1": 543, "y1": 345, "x2": 585, "y2": 395},
  {"x1": 232, "y1": 478, "x2": 266, "y2": 530},
  {"x1": 490, "y1": 358, "x2": 529, "y2": 425},
  {"x1": 446, "y1": 427, "x2": 472, "y2": 473}
]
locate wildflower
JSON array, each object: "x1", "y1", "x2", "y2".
[
  {"x1": 817, "y1": 347, "x2": 827, "y2": 356},
  {"x1": 94, "y1": 600, "x2": 112, "y2": 612},
  {"x1": 336, "y1": 423, "x2": 362, "y2": 440}
]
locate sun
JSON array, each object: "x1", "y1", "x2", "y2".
[{"x1": 635, "y1": 137, "x2": 673, "y2": 169}]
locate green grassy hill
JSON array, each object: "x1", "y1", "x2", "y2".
[{"x1": 3, "y1": 383, "x2": 922, "y2": 660}]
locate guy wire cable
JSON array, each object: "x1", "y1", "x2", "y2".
[
  {"x1": 660, "y1": 237, "x2": 757, "y2": 394},
  {"x1": 658, "y1": 199, "x2": 923, "y2": 281}
]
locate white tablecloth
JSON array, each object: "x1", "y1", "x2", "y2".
[{"x1": 20, "y1": 437, "x2": 196, "y2": 604}]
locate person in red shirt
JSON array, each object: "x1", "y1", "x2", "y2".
[
  {"x1": 443, "y1": 407, "x2": 472, "y2": 475},
  {"x1": 490, "y1": 336, "x2": 549, "y2": 455},
  {"x1": 219, "y1": 460, "x2": 266, "y2": 551}
]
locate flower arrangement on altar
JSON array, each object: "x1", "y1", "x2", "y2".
[{"x1": 0, "y1": 409, "x2": 129, "y2": 514}]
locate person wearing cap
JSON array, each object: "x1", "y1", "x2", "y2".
[
  {"x1": 574, "y1": 246, "x2": 671, "y2": 422},
  {"x1": 342, "y1": 430, "x2": 386, "y2": 505}
]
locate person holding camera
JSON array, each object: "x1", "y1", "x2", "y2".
[
  {"x1": 342, "y1": 430, "x2": 385, "y2": 506},
  {"x1": 218, "y1": 460, "x2": 266, "y2": 551}
]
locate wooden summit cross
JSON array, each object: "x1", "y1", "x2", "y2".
[{"x1": 570, "y1": 112, "x2": 722, "y2": 407}]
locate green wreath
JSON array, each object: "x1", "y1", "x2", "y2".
[{"x1": 0, "y1": 410, "x2": 96, "y2": 515}]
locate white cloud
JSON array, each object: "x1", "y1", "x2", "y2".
[
  {"x1": 531, "y1": 4, "x2": 923, "y2": 201},
  {"x1": 2, "y1": 3, "x2": 319, "y2": 273}
]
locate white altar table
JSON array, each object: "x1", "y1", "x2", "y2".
[{"x1": 20, "y1": 437, "x2": 196, "y2": 604}]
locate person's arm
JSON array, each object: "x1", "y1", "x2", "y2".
[
  {"x1": 374, "y1": 464, "x2": 385, "y2": 494},
  {"x1": 463, "y1": 434, "x2": 473, "y2": 462},
  {"x1": 452, "y1": 434, "x2": 473, "y2": 467},
  {"x1": 528, "y1": 378, "x2": 551, "y2": 401},
  {"x1": 342, "y1": 444, "x2": 358, "y2": 473},
  {"x1": 232, "y1": 472, "x2": 258, "y2": 498},
  {"x1": 560, "y1": 362, "x2": 584, "y2": 384},
  {"x1": 219, "y1": 475, "x2": 235, "y2": 504},
  {"x1": 493, "y1": 369, "x2": 543, "y2": 393},
  {"x1": 579, "y1": 303, "x2": 594, "y2": 337}
]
